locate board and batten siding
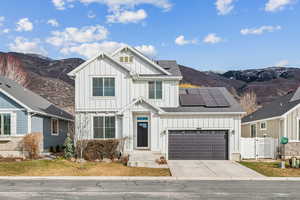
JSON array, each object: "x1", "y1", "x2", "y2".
[
  {"x1": 241, "y1": 119, "x2": 282, "y2": 139},
  {"x1": 286, "y1": 105, "x2": 300, "y2": 141},
  {"x1": 113, "y1": 50, "x2": 162, "y2": 75},
  {"x1": 132, "y1": 80, "x2": 179, "y2": 107},
  {"x1": 75, "y1": 57, "x2": 132, "y2": 111}
]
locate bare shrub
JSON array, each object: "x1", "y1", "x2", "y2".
[
  {"x1": 240, "y1": 91, "x2": 258, "y2": 116},
  {"x1": 22, "y1": 132, "x2": 43, "y2": 159},
  {"x1": 77, "y1": 139, "x2": 121, "y2": 161},
  {"x1": 74, "y1": 114, "x2": 90, "y2": 161}
]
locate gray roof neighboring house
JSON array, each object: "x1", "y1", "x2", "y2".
[
  {"x1": 156, "y1": 60, "x2": 182, "y2": 76},
  {"x1": 0, "y1": 76, "x2": 74, "y2": 121},
  {"x1": 161, "y1": 87, "x2": 244, "y2": 113},
  {"x1": 242, "y1": 89, "x2": 300, "y2": 123}
]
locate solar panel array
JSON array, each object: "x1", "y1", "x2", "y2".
[{"x1": 179, "y1": 88, "x2": 230, "y2": 107}]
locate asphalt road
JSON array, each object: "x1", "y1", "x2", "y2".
[{"x1": 0, "y1": 179, "x2": 299, "y2": 200}]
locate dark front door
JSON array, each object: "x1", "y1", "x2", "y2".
[
  {"x1": 168, "y1": 130, "x2": 228, "y2": 160},
  {"x1": 137, "y1": 122, "x2": 148, "y2": 148}
]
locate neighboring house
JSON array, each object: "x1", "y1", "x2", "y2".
[
  {"x1": 242, "y1": 88, "x2": 300, "y2": 157},
  {"x1": 0, "y1": 76, "x2": 74, "y2": 157},
  {"x1": 68, "y1": 46, "x2": 244, "y2": 161}
]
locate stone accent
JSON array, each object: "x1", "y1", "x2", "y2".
[
  {"x1": 231, "y1": 153, "x2": 241, "y2": 161},
  {"x1": 0, "y1": 137, "x2": 24, "y2": 151},
  {"x1": 283, "y1": 142, "x2": 300, "y2": 159}
]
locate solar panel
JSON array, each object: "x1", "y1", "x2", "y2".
[
  {"x1": 186, "y1": 88, "x2": 200, "y2": 95},
  {"x1": 179, "y1": 89, "x2": 187, "y2": 95},
  {"x1": 209, "y1": 89, "x2": 230, "y2": 107},
  {"x1": 180, "y1": 94, "x2": 206, "y2": 106},
  {"x1": 199, "y1": 89, "x2": 218, "y2": 107}
]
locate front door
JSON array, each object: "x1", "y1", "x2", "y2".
[{"x1": 137, "y1": 121, "x2": 149, "y2": 148}]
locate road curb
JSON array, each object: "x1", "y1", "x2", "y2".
[{"x1": 0, "y1": 176, "x2": 300, "y2": 181}]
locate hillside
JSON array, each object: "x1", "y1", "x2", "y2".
[{"x1": 0, "y1": 51, "x2": 299, "y2": 113}]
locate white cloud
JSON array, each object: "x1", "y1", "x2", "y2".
[
  {"x1": 135, "y1": 45, "x2": 157, "y2": 57},
  {"x1": 47, "y1": 19, "x2": 59, "y2": 27},
  {"x1": 78, "y1": 0, "x2": 172, "y2": 11},
  {"x1": 175, "y1": 35, "x2": 197, "y2": 46},
  {"x1": 241, "y1": 25, "x2": 281, "y2": 35},
  {"x1": 46, "y1": 25, "x2": 109, "y2": 47},
  {"x1": 8, "y1": 37, "x2": 47, "y2": 55},
  {"x1": 2, "y1": 29, "x2": 10, "y2": 34},
  {"x1": 0, "y1": 16, "x2": 5, "y2": 26},
  {"x1": 88, "y1": 11, "x2": 96, "y2": 18},
  {"x1": 215, "y1": 0, "x2": 235, "y2": 15},
  {"x1": 275, "y1": 60, "x2": 289, "y2": 67},
  {"x1": 265, "y1": 0, "x2": 295, "y2": 12},
  {"x1": 60, "y1": 41, "x2": 126, "y2": 58},
  {"x1": 16, "y1": 18, "x2": 33, "y2": 32},
  {"x1": 107, "y1": 9, "x2": 147, "y2": 24},
  {"x1": 203, "y1": 33, "x2": 222, "y2": 44}
]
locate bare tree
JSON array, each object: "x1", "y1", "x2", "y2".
[
  {"x1": 240, "y1": 91, "x2": 258, "y2": 116},
  {"x1": 74, "y1": 114, "x2": 90, "y2": 161}
]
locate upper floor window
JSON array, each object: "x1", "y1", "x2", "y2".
[
  {"x1": 93, "y1": 116, "x2": 115, "y2": 139},
  {"x1": 93, "y1": 77, "x2": 115, "y2": 97},
  {"x1": 51, "y1": 118, "x2": 59, "y2": 136},
  {"x1": 120, "y1": 56, "x2": 133, "y2": 63},
  {"x1": 0, "y1": 113, "x2": 11, "y2": 136},
  {"x1": 149, "y1": 81, "x2": 162, "y2": 99},
  {"x1": 260, "y1": 122, "x2": 267, "y2": 130}
]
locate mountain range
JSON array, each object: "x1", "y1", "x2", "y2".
[{"x1": 0, "y1": 51, "x2": 299, "y2": 114}]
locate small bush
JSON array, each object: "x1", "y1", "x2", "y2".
[
  {"x1": 49, "y1": 146, "x2": 54, "y2": 153},
  {"x1": 55, "y1": 145, "x2": 61, "y2": 153},
  {"x1": 63, "y1": 136, "x2": 75, "y2": 159},
  {"x1": 77, "y1": 139, "x2": 120, "y2": 161},
  {"x1": 22, "y1": 132, "x2": 42, "y2": 159}
]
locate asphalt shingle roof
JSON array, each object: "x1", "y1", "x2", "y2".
[
  {"x1": 156, "y1": 60, "x2": 182, "y2": 76},
  {"x1": 242, "y1": 89, "x2": 300, "y2": 123},
  {"x1": 0, "y1": 76, "x2": 73, "y2": 121}
]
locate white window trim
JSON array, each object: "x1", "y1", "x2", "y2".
[
  {"x1": 297, "y1": 117, "x2": 300, "y2": 141},
  {"x1": 250, "y1": 123, "x2": 257, "y2": 138},
  {"x1": 90, "y1": 76, "x2": 116, "y2": 99},
  {"x1": 0, "y1": 111, "x2": 14, "y2": 137},
  {"x1": 92, "y1": 115, "x2": 116, "y2": 139},
  {"x1": 119, "y1": 56, "x2": 133, "y2": 63},
  {"x1": 148, "y1": 80, "x2": 163, "y2": 100},
  {"x1": 260, "y1": 121, "x2": 267, "y2": 130},
  {"x1": 51, "y1": 118, "x2": 59, "y2": 136}
]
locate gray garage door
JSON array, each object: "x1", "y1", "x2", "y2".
[{"x1": 168, "y1": 130, "x2": 228, "y2": 160}]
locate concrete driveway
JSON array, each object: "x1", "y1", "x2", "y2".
[{"x1": 168, "y1": 160, "x2": 264, "y2": 178}]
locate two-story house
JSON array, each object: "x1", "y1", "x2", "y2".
[{"x1": 68, "y1": 46, "x2": 244, "y2": 161}]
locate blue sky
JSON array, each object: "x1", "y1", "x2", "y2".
[{"x1": 0, "y1": 0, "x2": 299, "y2": 71}]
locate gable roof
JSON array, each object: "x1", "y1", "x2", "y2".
[
  {"x1": 0, "y1": 76, "x2": 73, "y2": 121},
  {"x1": 112, "y1": 46, "x2": 172, "y2": 76},
  {"x1": 162, "y1": 87, "x2": 244, "y2": 114},
  {"x1": 242, "y1": 89, "x2": 300, "y2": 123},
  {"x1": 68, "y1": 52, "x2": 134, "y2": 77},
  {"x1": 117, "y1": 97, "x2": 164, "y2": 115}
]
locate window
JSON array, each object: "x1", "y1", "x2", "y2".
[
  {"x1": 260, "y1": 122, "x2": 267, "y2": 130},
  {"x1": 0, "y1": 113, "x2": 11, "y2": 136},
  {"x1": 93, "y1": 116, "x2": 115, "y2": 139},
  {"x1": 250, "y1": 124, "x2": 256, "y2": 138},
  {"x1": 149, "y1": 81, "x2": 162, "y2": 99},
  {"x1": 120, "y1": 56, "x2": 133, "y2": 63},
  {"x1": 51, "y1": 119, "x2": 59, "y2": 136},
  {"x1": 93, "y1": 77, "x2": 115, "y2": 97}
]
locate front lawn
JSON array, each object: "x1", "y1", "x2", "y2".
[
  {"x1": 240, "y1": 161, "x2": 300, "y2": 177},
  {"x1": 0, "y1": 160, "x2": 170, "y2": 176}
]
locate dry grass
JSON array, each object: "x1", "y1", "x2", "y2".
[
  {"x1": 0, "y1": 160, "x2": 170, "y2": 176},
  {"x1": 240, "y1": 161, "x2": 300, "y2": 177},
  {"x1": 179, "y1": 83, "x2": 200, "y2": 88}
]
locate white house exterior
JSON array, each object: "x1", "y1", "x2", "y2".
[{"x1": 68, "y1": 46, "x2": 244, "y2": 161}]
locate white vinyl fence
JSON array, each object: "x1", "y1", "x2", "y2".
[{"x1": 241, "y1": 137, "x2": 279, "y2": 159}]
